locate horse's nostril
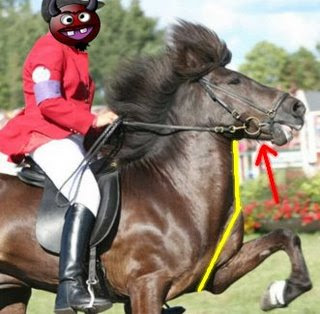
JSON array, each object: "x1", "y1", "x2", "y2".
[
  {"x1": 293, "y1": 103, "x2": 299, "y2": 112},
  {"x1": 292, "y1": 101, "x2": 306, "y2": 117}
]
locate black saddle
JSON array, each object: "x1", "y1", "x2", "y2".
[
  {"x1": 18, "y1": 157, "x2": 46, "y2": 188},
  {"x1": 18, "y1": 156, "x2": 120, "y2": 254}
]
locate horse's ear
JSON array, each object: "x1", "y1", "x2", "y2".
[
  {"x1": 170, "y1": 45, "x2": 212, "y2": 79},
  {"x1": 169, "y1": 20, "x2": 232, "y2": 79}
]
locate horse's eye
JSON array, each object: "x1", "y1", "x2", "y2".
[{"x1": 228, "y1": 78, "x2": 241, "y2": 85}]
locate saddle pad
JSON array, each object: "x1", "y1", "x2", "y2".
[{"x1": 36, "y1": 165, "x2": 120, "y2": 254}]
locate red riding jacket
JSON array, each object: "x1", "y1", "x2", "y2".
[{"x1": 0, "y1": 32, "x2": 96, "y2": 163}]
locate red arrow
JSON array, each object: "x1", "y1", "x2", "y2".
[{"x1": 255, "y1": 144, "x2": 280, "y2": 204}]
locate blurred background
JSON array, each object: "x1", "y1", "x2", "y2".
[{"x1": 1, "y1": 0, "x2": 320, "y2": 313}]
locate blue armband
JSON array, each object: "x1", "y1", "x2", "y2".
[{"x1": 34, "y1": 80, "x2": 62, "y2": 105}]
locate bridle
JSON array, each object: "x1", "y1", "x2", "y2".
[
  {"x1": 122, "y1": 77, "x2": 289, "y2": 137},
  {"x1": 198, "y1": 78, "x2": 290, "y2": 136},
  {"x1": 81, "y1": 76, "x2": 290, "y2": 164}
]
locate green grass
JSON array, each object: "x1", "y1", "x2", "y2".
[{"x1": 28, "y1": 233, "x2": 320, "y2": 314}]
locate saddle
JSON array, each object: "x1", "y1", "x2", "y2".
[{"x1": 18, "y1": 156, "x2": 120, "y2": 254}]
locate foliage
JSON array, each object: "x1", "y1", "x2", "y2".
[
  {"x1": 242, "y1": 171, "x2": 320, "y2": 233},
  {"x1": 90, "y1": 0, "x2": 164, "y2": 104},
  {"x1": 0, "y1": 0, "x2": 164, "y2": 109},
  {"x1": 241, "y1": 173, "x2": 270, "y2": 205},
  {"x1": 240, "y1": 41, "x2": 320, "y2": 91},
  {"x1": 300, "y1": 173, "x2": 320, "y2": 203},
  {"x1": 280, "y1": 47, "x2": 320, "y2": 90},
  {"x1": 239, "y1": 41, "x2": 289, "y2": 87},
  {"x1": 0, "y1": 0, "x2": 47, "y2": 109}
]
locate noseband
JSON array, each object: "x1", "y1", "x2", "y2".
[{"x1": 199, "y1": 78, "x2": 289, "y2": 136}]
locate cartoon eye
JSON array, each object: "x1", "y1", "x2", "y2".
[
  {"x1": 61, "y1": 14, "x2": 74, "y2": 25},
  {"x1": 78, "y1": 12, "x2": 91, "y2": 23}
]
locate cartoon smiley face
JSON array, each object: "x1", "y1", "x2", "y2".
[{"x1": 49, "y1": 4, "x2": 100, "y2": 46}]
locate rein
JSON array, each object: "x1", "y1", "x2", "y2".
[
  {"x1": 122, "y1": 121, "x2": 247, "y2": 134},
  {"x1": 54, "y1": 75, "x2": 290, "y2": 200},
  {"x1": 55, "y1": 119, "x2": 123, "y2": 207}
]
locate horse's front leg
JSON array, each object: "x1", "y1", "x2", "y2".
[
  {"x1": 127, "y1": 270, "x2": 172, "y2": 314},
  {"x1": 207, "y1": 229, "x2": 312, "y2": 311}
]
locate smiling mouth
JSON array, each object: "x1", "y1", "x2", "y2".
[
  {"x1": 258, "y1": 122, "x2": 302, "y2": 146},
  {"x1": 271, "y1": 124, "x2": 294, "y2": 145},
  {"x1": 61, "y1": 26, "x2": 93, "y2": 40}
]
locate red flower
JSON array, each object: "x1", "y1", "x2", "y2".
[
  {"x1": 302, "y1": 214, "x2": 314, "y2": 225},
  {"x1": 284, "y1": 212, "x2": 292, "y2": 219},
  {"x1": 273, "y1": 213, "x2": 281, "y2": 221},
  {"x1": 254, "y1": 222, "x2": 261, "y2": 229},
  {"x1": 242, "y1": 173, "x2": 320, "y2": 233},
  {"x1": 244, "y1": 204, "x2": 255, "y2": 215},
  {"x1": 313, "y1": 203, "x2": 320, "y2": 212}
]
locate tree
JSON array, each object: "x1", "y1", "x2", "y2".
[
  {"x1": 239, "y1": 41, "x2": 289, "y2": 87},
  {"x1": 89, "y1": 0, "x2": 164, "y2": 104},
  {"x1": 281, "y1": 47, "x2": 320, "y2": 90},
  {"x1": 240, "y1": 41, "x2": 320, "y2": 91},
  {"x1": 0, "y1": 0, "x2": 164, "y2": 109},
  {"x1": 316, "y1": 43, "x2": 320, "y2": 56},
  {"x1": 0, "y1": 0, "x2": 46, "y2": 109}
]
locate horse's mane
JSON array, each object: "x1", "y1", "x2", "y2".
[{"x1": 106, "y1": 20, "x2": 232, "y2": 163}]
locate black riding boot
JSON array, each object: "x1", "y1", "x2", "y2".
[{"x1": 54, "y1": 203, "x2": 112, "y2": 313}]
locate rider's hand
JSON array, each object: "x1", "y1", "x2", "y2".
[{"x1": 94, "y1": 110, "x2": 119, "y2": 128}]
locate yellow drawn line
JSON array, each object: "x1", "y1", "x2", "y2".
[{"x1": 197, "y1": 140, "x2": 242, "y2": 292}]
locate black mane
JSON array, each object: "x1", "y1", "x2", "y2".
[{"x1": 106, "y1": 20, "x2": 231, "y2": 163}]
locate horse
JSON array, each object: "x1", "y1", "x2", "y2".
[{"x1": 0, "y1": 21, "x2": 311, "y2": 314}]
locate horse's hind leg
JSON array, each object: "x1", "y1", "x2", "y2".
[
  {"x1": 0, "y1": 274, "x2": 32, "y2": 314},
  {"x1": 208, "y1": 229, "x2": 312, "y2": 311}
]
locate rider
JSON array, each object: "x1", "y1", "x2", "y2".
[{"x1": 0, "y1": 0, "x2": 117, "y2": 312}]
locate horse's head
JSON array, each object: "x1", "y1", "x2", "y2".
[
  {"x1": 170, "y1": 21, "x2": 306, "y2": 146},
  {"x1": 107, "y1": 21, "x2": 306, "y2": 163},
  {"x1": 199, "y1": 67, "x2": 305, "y2": 146}
]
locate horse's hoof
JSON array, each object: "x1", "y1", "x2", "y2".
[
  {"x1": 260, "y1": 280, "x2": 287, "y2": 311},
  {"x1": 162, "y1": 306, "x2": 186, "y2": 314},
  {"x1": 54, "y1": 307, "x2": 77, "y2": 314}
]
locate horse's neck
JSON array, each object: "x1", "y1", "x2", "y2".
[
  {"x1": 122, "y1": 132, "x2": 234, "y2": 244},
  {"x1": 152, "y1": 133, "x2": 233, "y2": 212},
  {"x1": 148, "y1": 132, "x2": 234, "y2": 237}
]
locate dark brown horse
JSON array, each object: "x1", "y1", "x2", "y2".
[{"x1": 0, "y1": 21, "x2": 311, "y2": 314}]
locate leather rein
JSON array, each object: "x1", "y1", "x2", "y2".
[{"x1": 122, "y1": 78, "x2": 289, "y2": 136}]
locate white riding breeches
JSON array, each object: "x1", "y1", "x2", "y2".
[{"x1": 30, "y1": 135, "x2": 100, "y2": 217}]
